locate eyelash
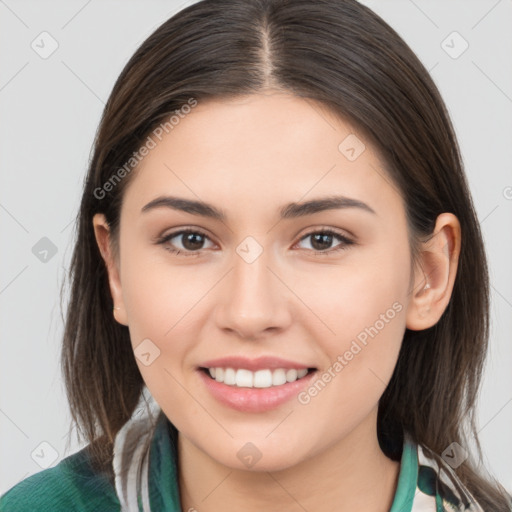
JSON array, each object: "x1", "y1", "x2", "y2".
[{"x1": 155, "y1": 227, "x2": 355, "y2": 258}]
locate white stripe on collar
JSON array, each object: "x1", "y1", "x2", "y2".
[{"x1": 113, "y1": 388, "x2": 161, "y2": 512}]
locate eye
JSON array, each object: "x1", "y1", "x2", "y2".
[
  {"x1": 295, "y1": 229, "x2": 354, "y2": 256},
  {"x1": 156, "y1": 228, "x2": 215, "y2": 257}
]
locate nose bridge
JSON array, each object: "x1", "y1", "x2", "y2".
[{"x1": 215, "y1": 235, "x2": 290, "y2": 338}]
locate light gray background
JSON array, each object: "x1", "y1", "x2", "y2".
[{"x1": 1, "y1": 0, "x2": 511, "y2": 496}]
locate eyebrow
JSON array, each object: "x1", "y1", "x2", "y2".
[{"x1": 140, "y1": 194, "x2": 376, "y2": 220}]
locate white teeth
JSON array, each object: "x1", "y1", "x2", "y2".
[
  {"x1": 207, "y1": 367, "x2": 311, "y2": 388},
  {"x1": 286, "y1": 369, "x2": 298, "y2": 382},
  {"x1": 297, "y1": 368, "x2": 308, "y2": 378},
  {"x1": 272, "y1": 369, "x2": 287, "y2": 386},
  {"x1": 235, "y1": 369, "x2": 253, "y2": 387},
  {"x1": 224, "y1": 368, "x2": 236, "y2": 385},
  {"x1": 254, "y1": 369, "x2": 272, "y2": 388}
]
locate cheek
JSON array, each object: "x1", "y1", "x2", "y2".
[
  {"x1": 303, "y1": 276, "x2": 406, "y2": 402},
  {"x1": 295, "y1": 295, "x2": 406, "y2": 447},
  {"x1": 288, "y1": 244, "x2": 409, "y2": 347},
  {"x1": 119, "y1": 238, "x2": 208, "y2": 343},
  {"x1": 119, "y1": 255, "x2": 200, "y2": 427},
  {"x1": 292, "y1": 246, "x2": 409, "y2": 413},
  {"x1": 117, "y1": 243, "x2": 198, "y2": 398}
]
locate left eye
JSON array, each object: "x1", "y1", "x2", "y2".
[
  {"x1": 156, "y1": 228, "x2": 354, "y2": 257},
  {"x1": 295, "y1": 230, "x2": 354, "y2": 254}
]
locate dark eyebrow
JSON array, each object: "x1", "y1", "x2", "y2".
[
  {"x1": 280, "y1": 195, "x2": 376, "y2": 218},
  {"x1": 140, "y1": 194, "x2": 376, "y2": 220},
  {"x1": 141, "y1": 196, "x2": 228, "y2": 221}
]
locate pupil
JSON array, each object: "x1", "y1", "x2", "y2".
[
  {"x1": 183, "y1": 233, "x2": 204, "y2": 250},
  {"x1": 312, "y1": 233, "x2": 332, "y2": 251}
]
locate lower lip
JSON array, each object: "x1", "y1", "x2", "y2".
[{"x1": 198, "y1": 369, "x2": 317, "y2": 413}]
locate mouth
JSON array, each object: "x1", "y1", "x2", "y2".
[
  {"x1": 196, "y1": 358, "x2": 318, "y2": 412},
  {"x1": 199, "y1": 366, "x2": 317, "y2": 388}
]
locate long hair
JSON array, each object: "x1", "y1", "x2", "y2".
[{"x1": 61, "y1": 0, "x2": 511, "y2": 508}]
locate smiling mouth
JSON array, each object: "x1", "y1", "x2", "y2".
[{"x1": 199, "y1": 367, "x2": 317, "y2": 388}]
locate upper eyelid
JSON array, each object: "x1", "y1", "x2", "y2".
[{"x1": 158, "y1": 227, "x2": 215, "y2": 243}]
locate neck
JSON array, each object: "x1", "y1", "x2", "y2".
[{"x1": 177, "y1": 409, "x2": 401, "y2": 512}]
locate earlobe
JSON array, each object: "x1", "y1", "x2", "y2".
[
  {"x1": 405, "y1": 213, "x2": 461, "y2": 331},
  {"x1": 92, "y1": 213, "x2": 128, "y2": 326}
]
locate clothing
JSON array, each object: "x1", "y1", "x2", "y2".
[{"x1": 0, "y1": 396, "x2": 492, "y2": 511}]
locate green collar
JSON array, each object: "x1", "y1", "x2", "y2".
[
  {"x1": 389, "y1": 432, "x2": 418, "y2": 512},
  {"x1": 147, "y1": 412, "x2": 182, "y2": 511}
]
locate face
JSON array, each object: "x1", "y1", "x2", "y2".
[{"x1": 95, "y1": 92, "x2": 418, "y2": 472}]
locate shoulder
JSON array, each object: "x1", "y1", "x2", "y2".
[{"x1": 0, "y1": 445, "x2": 120, "y2": 512}]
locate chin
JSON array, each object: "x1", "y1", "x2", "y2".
[{"x1": 206, "y1": 438, "x2": 311, "y2": 473}]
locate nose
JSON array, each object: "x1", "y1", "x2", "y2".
[{"x1": 214, "y1": 242, "x2": 292, "y2": 340}]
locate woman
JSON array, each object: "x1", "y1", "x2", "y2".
[{"x1": 1, "y1": 0, "x2": 510, "y2": 510}]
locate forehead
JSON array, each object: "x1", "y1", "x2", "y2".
[{"x1": 121, "y1": 92, "x2": 405, "y2": 224}]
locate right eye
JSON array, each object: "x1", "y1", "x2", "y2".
[{"x1": 156, "y1": 228, "x2": 216, "y2": 256}]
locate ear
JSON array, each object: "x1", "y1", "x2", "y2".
[
  {"x1": 406, "y1": 213, "x2": 461, "y2": 331},
  {"x1": 92, "y1": 213, "x2": 128, "y2": 326}
]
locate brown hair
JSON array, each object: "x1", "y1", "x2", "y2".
[{"x1": 61, "y1": 0, "x2": 511, "y2": 508}]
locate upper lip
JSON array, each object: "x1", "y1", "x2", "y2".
[{"x1": 199, "y1": 356, "x2": 314, "y2": 372}]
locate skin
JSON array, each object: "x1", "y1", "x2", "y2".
[{"x1": 93, "y1": 91, "x2": 461, "y2": 512}]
